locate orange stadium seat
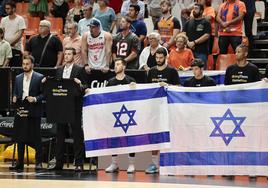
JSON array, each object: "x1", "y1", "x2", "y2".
[
  {"x1": 45, "y1": 17, "x2": 63, "y2": 35},
  {"x1": 22, "y1": 15, "x2": 40, "y2": 36},
  {"x1": 215, "y1": 54, "x2": 236, "y2": 70},
  {"x1": 16, "y1": 3, "x2": 29, "y2": 16},
  {"x1": 207, "y1": 55, "x2": 215, "y2": 70}
]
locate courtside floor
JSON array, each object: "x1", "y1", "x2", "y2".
[{"x1": 0, "y1": 163, "x2": 268, "y2": 188}]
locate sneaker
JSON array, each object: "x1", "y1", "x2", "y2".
[
  {"x1": 105, "y1": 163, "x2": 119, "y2": 173},
  {"x1": 145, "y1": 164, "x2": 159, "y2": 174},
  {"x1": 127, "y1": 164, "x2": 135, "y2": 174}
]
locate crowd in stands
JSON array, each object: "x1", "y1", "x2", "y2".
[
  {"x1": 0, "y1": 0, "x2": 267, "y2": 72},
  {"x1": 1, "y1": 0, "x2": 268, "y2": 173}
]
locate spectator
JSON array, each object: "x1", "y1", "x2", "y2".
[
  {"x1": 50, "y1": 0, "x2": 69, "y2": 26},
  {"x1": 179, "y1": 0, "x2": 196, "y2": 27},
  {"x1": 155, "y1": 0, "x2": 181, "y2": 51},
  {"x1": 139, "y1": 32, "x2": 165, "y2": 71},
  {"x1": 93, "y1": 0, "x2": 116, "y2": 32},
  {"x1": 64, "y1": 0, "x2": 83, "y2": 34},
  {"x1": 108, "y1": 0, "x2": 123, "y2": 14},
  {"x1": 112, "y1": 16, "x2": 140, "y2": 70},
  {"x1": 78, "y1": 3, "x2": 93, "y2": 35},
  {"x1": 0, "y1": 27, "x2": 12, "y2": 67},
  {"x1": 28, "y1": 0, "x2": 48, "y2": 20},
  {"x1": 183, "y1": 3, "x2": 211, "y2": 68},
  {"x1": 168, "y1": 33, "x2": 194, "y2": 71},
  {"x1": 198, "y1": 0, "x2": 216, "y2": 54},
  {"x1": 25, "y1": 20, "x2": 63, "y2": 67},
  {"x1": 63, "y1": 22, "x2": 83, "y2": 66},
  {"x1": 184, "y1": 58, "x2": 216, "y2": 87},
  {"x1": 0, "y1": 1, "x2": 26, "y2": 67},
  {"x1": 147, "y1": 0, "x2": 162, "y2": 26},
  {"x1": 224, "y1": 44, "x2": 260, "y2": 85},
  {"x1": 81, "y1": 18, "x2": 112, "y2": 72},
  {"x1": 241, "y1": 0, "x2": 256, "y2": 54},
  {"x1": 216, "y1": 0, "x2": 246, "y2": 54},
  {"x1": 128, "y1": 4, "x2": 147, "y2": 50},
  {"x1": 121, "y1": 0, "x2": 145, "y2": 20}
]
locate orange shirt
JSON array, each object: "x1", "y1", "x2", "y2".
[
  {"x1": 168, "y1": 48, "x2": 194, "y2": 70},
  {"x1": 218, "y1": 0, "x2": 246, "y2": 36},
  {"x1": 203, "y1": 7, "x2": 216, "y2": 36}
]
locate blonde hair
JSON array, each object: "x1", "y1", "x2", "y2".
[{"x1": 175, "y1": 33, "x2": 188, "y2": 45}]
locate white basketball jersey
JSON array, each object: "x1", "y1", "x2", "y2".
[{"x1": 87, "y1": 31, "x2": 106, "y2": 69}]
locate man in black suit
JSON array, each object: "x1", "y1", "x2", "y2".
[
  {"x1": 10, "y1": 55, "x2": 44, "y2": 171},
  {"x1": 46, "y1": 47, "x2": 88, "y2": 172}
]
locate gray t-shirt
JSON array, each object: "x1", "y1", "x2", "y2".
[
  {"x1": 0, "y1": 15, "x2": 26, "y2": 51},
  {"x1": 93, "y1": 7, "x2": 116, "y2": 32}
]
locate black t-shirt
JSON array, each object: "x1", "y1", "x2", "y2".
[
  {"x1": 26, "y1": 34, "x2": 63, "y2": 67},
  {"x1": 147, "y1": 65, "x2": 180, "y2": 85},
  {"x1": 107, "y1": 75, "x2": 136, "y2": 86},
  {"x1": 112, "y1": 32, "x2": 140, "y2": 69},
  {"x1": 147, "y1": 52, "x2": 157, "y2": 68},
  {"x1": 184, "y1": 75, "x2": 216, "y2": 87},
  {"x1": 43, "y1": 78, "x2": 81, "y2": 123},
  {"x1": 183, "y1": 18, "x2": 211, "y2": 55},
  {"x1": 224, "y1": 63, "x2": 261, "y2": 85}
]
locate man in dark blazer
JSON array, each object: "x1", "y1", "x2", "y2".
[
  {"x1": 46, "y1": 47, "x2": 88, "y2": 172},
  {"x1": 10, "y1": 55, "x2": 44, "y2": 171}
]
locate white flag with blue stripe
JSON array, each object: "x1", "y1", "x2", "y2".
[
  {"x1": 83, "y1": 84, "x2": 170, "y2": 157},
  {"x1": 160, "y1": 81, "x2": 268, "y2": 176}
]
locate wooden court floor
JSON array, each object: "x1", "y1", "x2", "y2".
[{"x1": 0, "y1": 163, "x2": 268, "y2": 188}]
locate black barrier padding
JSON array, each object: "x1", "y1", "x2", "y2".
[{"x1": 0, "y1": 68, "x2": 10, "y2": 110}]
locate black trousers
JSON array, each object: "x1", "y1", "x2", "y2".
[
  {"x1": 243, "y1": 11, "x2": 255, "y2": 51},
  {"x1": 17, "y1": 140, "x2": 42, "y2": 165},
  {"x1": 55, "y1": 122, "x2": 85, "y2": 167}
]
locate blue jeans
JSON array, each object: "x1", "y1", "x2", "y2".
[
  {"x1": 193, "y1": 52, "x2": 208, "y2": 69},
  {"x1": 218, "y1": 36, "x2": 242, "y2": 54}
]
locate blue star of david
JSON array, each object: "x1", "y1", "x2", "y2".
[
  {"x1": 210, "y1": 109, "x2": 246, "y2": 145},
  {"x1": 112, "y1": 104, "x2": 137, "y2": 133}
]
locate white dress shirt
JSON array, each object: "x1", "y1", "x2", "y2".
[
  {"x1": 22, "y1": 71, "x2": 33, "y2": 100},
  {"x1": 63, "y1": 63, "x2": 74, "y2": 79}
]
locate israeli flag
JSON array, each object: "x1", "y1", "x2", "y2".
[
  {"x1": 83, "y1": 84, "x2": 170, "y2": 157},
  {"x1": 160, "y1": 81, "x2": 268, "y2": 176}
]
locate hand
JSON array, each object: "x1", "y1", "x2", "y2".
[
  {"x1": 12, "y1": 96, "x2": 17, "y2": 103},
  {"x1": 85, "y1": 65, "x2": 92, "y2": 74},
  {"x1": 85, "y1": 88, "x2": 90, "y2": 95},
  {"x1": 41, "y1": 77, "x2": 47, "y2": 83},
  {"x1": 163, "y1": 42, "x2": 169, "y2": 48},
  {"x1": 221, "y1": 21, "x2": 229, "y2": 28},
  {"x1": 129, "y1": 82, "x2": 136, "y2": 89},
  {"x1": 262, "y1": 78, "x2": 268, "y2": 82},
  {"x1": 101, "y1": 67, "x2": 109, "y2": 73},
  {"x1": 187, "y1": 41, "x2": 195, "y2": 49},
  {"x1": 159, "y1": 82, "x2": 168, "y2": 87},
  {"x1": 27, "y1": 96, "x2": 36, "y2": 103},
  {"x1": 74, "y1": 78, "x2": 81, "y2": 85}
]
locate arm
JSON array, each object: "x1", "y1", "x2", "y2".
[
  {"x1": 10, "y1": 29, "x2": 24, "y2": 47},
  {"x1": 138, "y1": 2, "x2": 145, "y2": 19},
  {"x1": 104, "y1": 32, "x2": 113, "y2": 67},
  {"x1": 81, "y1": 32, "x2": 89, "y2": 66},
  {"x1": 3, "y1": 44, "x2": 12, "y2": 67},
  {"x1": 56, "y1": 51, "x2": 63, "y2": 67},
  {"x1": 120, "y1": 1, "x2": 128, "y2": 17},
  {"x1": 125, "y1": 51, "x2": 138, "y2": 63}
]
